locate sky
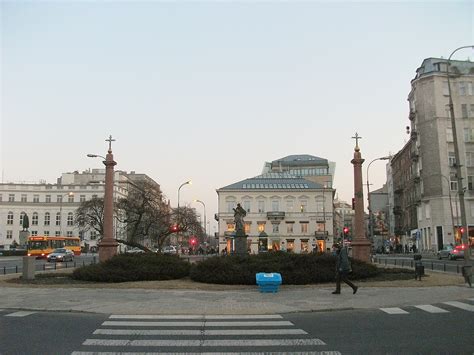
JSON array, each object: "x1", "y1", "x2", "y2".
[{"x1": 1, "y1": 0, "x2": 473, "y2": 234}]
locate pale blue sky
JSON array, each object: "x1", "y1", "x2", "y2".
[{"x1": 1, "y1": 1, "x2": 473, "y2": 233}]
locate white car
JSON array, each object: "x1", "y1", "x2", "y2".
[
  {"x1": 162, "y1": 246, "x2": 177, "y2": 255},
  {"x1": 47, "y1": 248, "x2": 74, "y2": 262},
  {"x1": 126, "y1": 247, "x2": 145, "y2": 254}
]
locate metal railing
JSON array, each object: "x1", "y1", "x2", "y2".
[
  {"x1": 372, "y1": 256, "x2": 464, "y2": 275},
  {"x1": 1, "y1": 257, "x2": 98, "y2": 275}
]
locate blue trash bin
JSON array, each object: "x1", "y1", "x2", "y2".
[{"x1": 256, "y1": 272, "x2": 282, "y2": 293}]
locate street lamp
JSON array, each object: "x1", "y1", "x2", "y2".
[
  {"x1": 194, "y1": 199, "x2": 207, "y2": 242},
  {"x1": 366, "y1": 156, "x2": 390, "y2": 242},
  {"x1": 446, "y1": 46, "x2": 474, "y2": 267},
  {"x1": 177, "y1": 180, "x2": 192, "y2": 229},
  {"x1": 87, "y1": 135, "x2": 118, "y2": 262},
  {"x1": 59, "y1": 192, "x2": 74, "y2": 236}
]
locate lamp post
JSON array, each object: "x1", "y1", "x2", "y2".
[
  {"x1": 194, "y1": 199, "x2": 207, "y2": 242},
  {"x1": 59, "y1": 192, "x2": 74, "y2": 236},
  {"x1": 177, "y1": 181, "x2": 191, "y2": 245},
  {"x1": 87, "y1": 135, "x2": 118, "y2": 262},
  {"x1": 446, "y1": 46, "x2": 474, "y2": 265},
  {"x1": 366, "y1": 156, "x2": 390, "y2": 242}
]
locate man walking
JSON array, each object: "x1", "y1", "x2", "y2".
[{"x1": 332, "y1": 243, "x2": 358, "y2": 295}]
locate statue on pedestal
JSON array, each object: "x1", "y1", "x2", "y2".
[{"x1": 233, "y1": 203, "x2": 246, "y2": 235}]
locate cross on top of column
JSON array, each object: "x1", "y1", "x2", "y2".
[
  {"x1": 105, "y1": 135, "x2": 115, "y2": 153},
  {"x1": 352, "y1": 132, "x2": 362, "y2": 151}
]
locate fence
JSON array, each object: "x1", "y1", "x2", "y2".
[
  {"x1": 1, "y1": 257, "x2": 98, "y2": 275},
  {"x1": 372, "y1": 256, "x2": 464, "y2": 275}
]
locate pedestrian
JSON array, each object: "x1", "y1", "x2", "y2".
[{"x1": 332, "y1": 243, "x2": 358, "y2": 295}]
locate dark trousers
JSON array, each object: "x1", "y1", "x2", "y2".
[{"x1": 335, "y1": 271, "x2": 357, "y2": 292}]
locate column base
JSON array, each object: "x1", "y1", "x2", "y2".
[
  {"x1": 98, "y1": 239, "x2": 119, "y2": 263},
  {"x1": 351, "y1": 239, "x2": 372, "y2": 263}
]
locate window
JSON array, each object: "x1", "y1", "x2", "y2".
[
  {"x1": 32, "y1": 212, "x2": 38, "y2": 225},
  {"x1": 446, "y1": 127, "x2": 453, "y2": 142},
  {"x1": 425, "y1": 203, "x2": 431, "y2": 219},
  {"x1": 258, "y1": 200, "x2": 265, "y2": 213},
  {"x1": 90, "y1": 231, "x2": 97, "y2": 240},
  {"x1": 286, "y1": 200, "x2": 294, "y2": 212},
  {"x1": 57, "y1": 195, "x2": 63, "y2": 203},
  {"x1": 467, "y1": 152, "x2": 474, "y2": 167},
  {"x1": 8, "y1": 194, "x2": 15, "y2": 202},
  {"x1": 315, "y1": 198, "x2": 324, "y2": 212},
  {"x1": 55, "y1": 231, "x2": 61, "y2": 236},
  {"x1": 80, "y1": 195, "x2": 86, "y2": 202},
  {"x1": 44, "y1": 212, "x2": 50, "y2": 226},
  {"x1": 442, "y1": 81, "x2": 449, "y2": 96},
  {"x1": 300, "y1": 200, "x2": 307, "y2": 212},
  {"x1": 7, "y1": 212, "x2": 13, "y2": 225},
  {"x1": 31, "y1": 230, "x2": 38, "y2": 236},
  {"x1": 67, "y1": 212, "x2": 74, "y2": 226},
  {"x1": 469, "y1": 176, "x2": 474, "y2": 191},
  {"x1": 471, "y1": 104, "x2": 474, "y2": 118},
  {"x1": 462, "y1": 104, "x2": 468, "y2": 118},
  {"x1": 448, "y1": 152, "x2": 456, "y2": 166},
  {"x1": 21, "y1": 194, "x2": 27, "y2": 202},
  {"x1": 6, "y1": 230, "x2": 12, "y2": 239},
  {"x1": 92, "y1": 194, "x2": 98, "y2": 199},
  {"x1": 272, "y1": 224, "x2": 279, "y2": 234},
  {"x1": 19, "y1": 212, "x2": 25, "y2": 226},
  {"x1": 227, "y1": 202, "x2": 236, "y2": 213},
  {"x1": 272, "y1": 200, "x2": 280, "y2": 212},
  {"x1": 226, "y1": 223, "x2": 235, "y2": 232},
  {"x1": 56, "y1": 212, "x2": 61, "y2": 226},
  {"x1": 244, "y1": 222, "x2": 251, "y2": 234},
  {"x1": 300, "y1": 222, "x2": 308, "y2": 234},
  {"x1": 79, "y1": 231, "x2": 84, "y2": 240},
  {"x1": 257, "y1": 222, "x2": 265, "y2": 233},
  {"x1": 46, "y1": 195, "x2": 51, "y2": 203},
  {"x1": 243, "y1": 201, "x2": 251, "y2": 213},
  {"x1": 286, "y1": 223, "x2": 294, "y2": 234},
  {"x1": 450, "y1": 175, "x2": 458, "y2": 191},
  {"x1": 68, "y1": 194, "x2": 74, "y2": 203},
  {"x1": 44, "y1": 231, "x2": 50, "y2": 236},
  {"x1": 67, "y1": 231, "x2": 73, "y2": 237},
  {"x1": 464, "y1": 129, "x2": 474, "y2": 142},
  {"x1": 459, "y1": 82, "x2": 467, "y2": 96}
]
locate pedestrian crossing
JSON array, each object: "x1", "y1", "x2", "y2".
[
  {"x1": 71, "y1": 314, "x2": 339, "y2": 355},
  {"x1": 379, "y1": 299, "x2": 474, "y2": 315}
]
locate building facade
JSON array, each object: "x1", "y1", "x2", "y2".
[
  {"x1": 216, "y1": 155, "x2": 335, "y2": 254},
  {"x1": 405, "y1": 57, "x2": 474, "y2": 251},
  {"x1": 0, "y1": 170, "x2": 160, "y2": 250}
]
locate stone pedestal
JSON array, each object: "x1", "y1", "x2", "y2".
[
  {"x1": 234, "y1": 231, "x2": 248, "y2": 256},
  {"x1": 22, "y1": 256, "x2": 35, "y2": 280},
  {"x1": 19, "y1": 231, "x2": 30, "y2": 247}
]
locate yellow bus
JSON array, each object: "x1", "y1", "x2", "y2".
[{"x1": 27, "y1": 236, "x2": 81, "y2": 258}]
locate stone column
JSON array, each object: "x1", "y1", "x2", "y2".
[
  {"x1": 351, "y1": 139, "x2": 371, "y2": 262},
  {"x1": 98, "y1": 148, "x2": 118, "y2": 262}
]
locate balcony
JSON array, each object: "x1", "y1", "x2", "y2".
[
  {"x1": 266, "y1": 211, "x2": 285, "y2": 220},
  {"x1": 409, "y1": 110, "x2": 416, "y2": 121},
  {"x1": 315, "y1": 231, "x2": 329, "y2": 240}
]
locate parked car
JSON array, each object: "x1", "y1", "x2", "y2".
[
  {"x1": 448, "y1": 244, "x2": 466, "y2": 260},
  {"x1": 125, "y1": 247, "x2": 145, "y2": 254},
  {"x1": 47, "y1": 248, "x2": 74, "y2": 262},
  {"x1": 437, "y1": 245, "x2": 454, "y2": 259},
  {"x1": 162, "y1": 246, "x2": 178, "y2": 255}
]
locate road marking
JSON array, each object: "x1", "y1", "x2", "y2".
[
  {"x1": 443, "y1": 301, "x2": 474, "y2": 312},
  {"x1": 5, "y1": 311, "x2": 36, "y2": 317},
  {"x1": 94, "y1": 328, "x2": 308, "y2": 336},
  {"x1": 83, "y1": 338, "x2": 326, "y2": 347},
  {"x1": 414, "y1": 305, "x2": 449, "y2": 313},
  {"x1": 73, "y1": 352, "x2": 340, "y2": 355},
  {"x1": 102, "y1": 320, "x2": 293, "y2": 327},
  {"x1": 380, "y1": 308, "x2": 409, "y2": 314},
  {"x1": 109, "y1": 314, "x2": 283, "y2": 320}
]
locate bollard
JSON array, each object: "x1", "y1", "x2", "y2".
[{"x1": 22, "y1": 256, "x2": 35, "y2": 280}]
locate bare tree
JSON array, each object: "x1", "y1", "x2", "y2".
[{"x1": 75, "y1": 197, "x2": 105, "y2": 238}]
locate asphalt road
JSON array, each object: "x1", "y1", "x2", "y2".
[
  {"x1": 0, "y1": 254, "x2": 98, "y2": 274},
  {"x1": 1, "y1": 300, "x2": 473, "y2": 355}
]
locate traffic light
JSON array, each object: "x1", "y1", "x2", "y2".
[
  {"x1": 169, "y1": 224, "x2": 180, "y2": 233},
  {"x1": 459, "y1": 227, "x2": 465, "y2": 234},
  {"x1": 343, "y1": 227, "x2": 349, "y2": 235},
  {"x1": 190, "y1": 237, "x2": 197, "y2": 246}
]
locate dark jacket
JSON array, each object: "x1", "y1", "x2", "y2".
[{"x1": 335, "y1": 247, "x2": 351, "y2": 273}]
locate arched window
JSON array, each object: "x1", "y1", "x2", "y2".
[
  {"x1": 7, "y1": 212, "x2": 13, "y2": 225},
  {"x1": 44, "y1": 212, "x2": 50, "y2": 226},
  {"x1": 19, "y1": 212, "x2": 25, "y2": 226},
  {"x1": 67, "y1": 212, "x2": 74, "y2": 226},
  {"x1": 56, "y1": 212, "x2": 61, "y2": 226},
  {"x1": 32, "y1": 212, "x2": 38, "y2": 226}
]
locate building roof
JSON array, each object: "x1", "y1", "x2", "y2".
[
  {"x1": 218, "y1": 172, "x2": 323, "y2": 191},
  {"x1": 414, "y1": 57, "x2": 474, "y2": 81},
  {"x1": 270, "y1": 154, "x2": 328, "y2": 167}
]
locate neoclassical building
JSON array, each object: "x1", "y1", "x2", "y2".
[
  {"x1": 216, "y1": 155, "x2": 335, "y2": 254},
  {"x1": 0, "y1": 169, "x2": 160, "y2": 250}
]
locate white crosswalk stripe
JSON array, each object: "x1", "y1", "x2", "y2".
[
  {"x1": 414, "y1": 305, "x2": 449, "y2": 313},
  {"x1": 380, "y1": 307, "x2": 409, "y2": 314},
  {"x1": 5, "y1": 311, "x2": 36, "y2": 317},
  {"x1": 71, "y1": 314, "x2": 339, "y2": 354},
  {"x1": 443, "y1": 301, "x2": 474, "y2": 312}
]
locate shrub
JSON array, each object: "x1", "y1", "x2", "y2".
[
  {"x1": 72, "y1": 253, "x2": 190, "y2": 282},
  {"x1": 190, "y1": 252, "x2": 379, "y2": 285}
]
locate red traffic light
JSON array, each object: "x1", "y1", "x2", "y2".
[
  {"x1": 343, "y1": 227, "x2": 349, "y2": 235},
  {"x1": 459, "y1": 227, "x2": 465, "y2": 234},
  {"x1": 169, "y1": 224, "x2": 179, "y2": 233},
  {"x1": 190, "y1": 237, "x2": 197, "y2": 245}
]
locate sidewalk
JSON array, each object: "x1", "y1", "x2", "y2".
[{"x1": 0, "y1": 271, "x2": 472, "y2": 315}]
